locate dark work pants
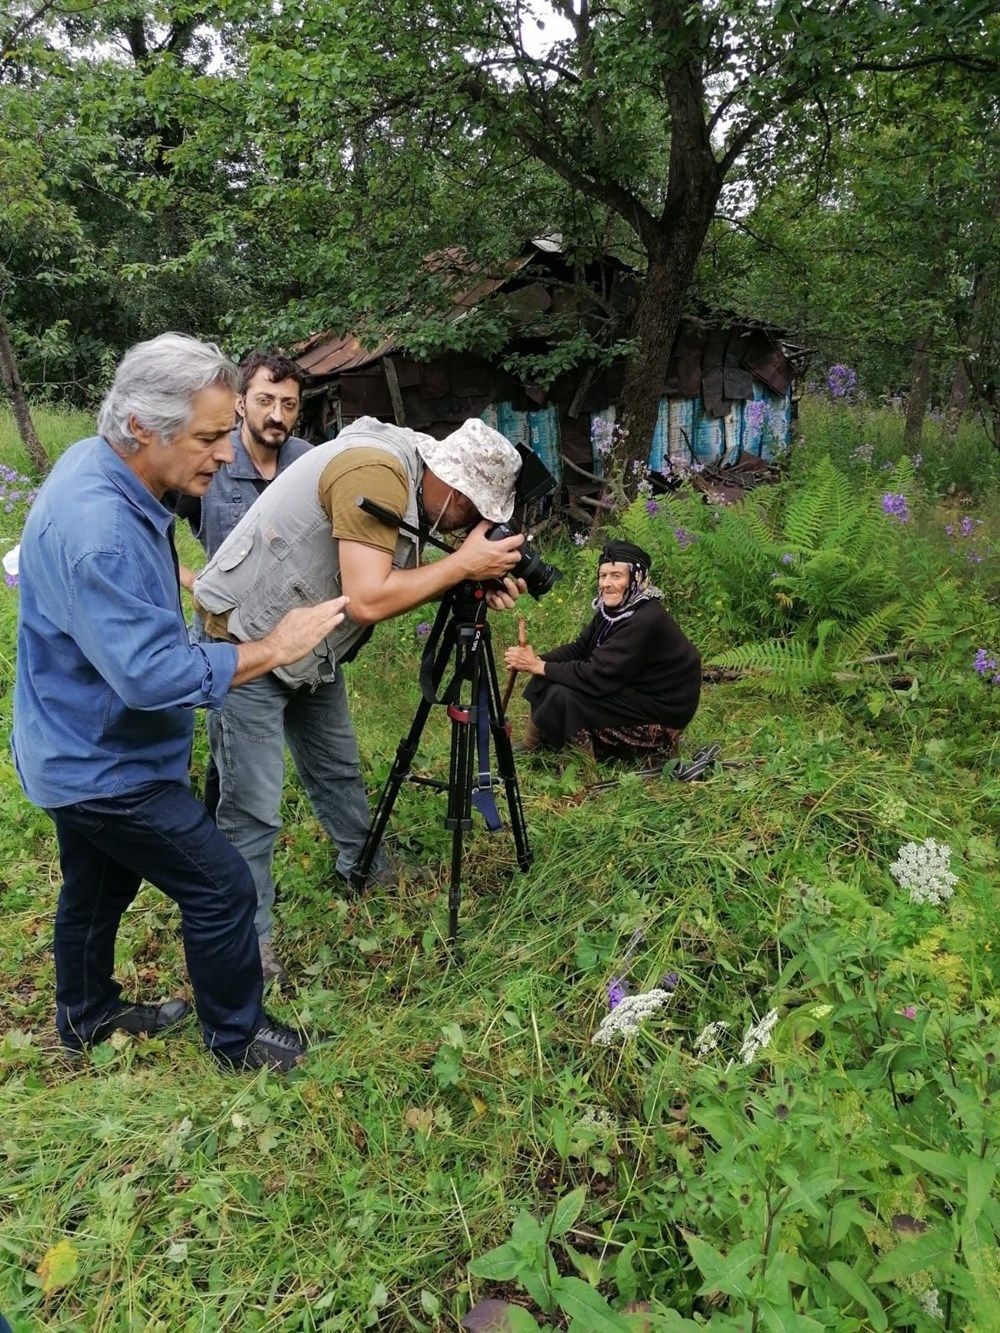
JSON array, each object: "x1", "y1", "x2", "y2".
[
  {"x1": 48, "y1": 779, "x2": 264, "y2": 1058},
  {"x1": 204, "y1": 753, "x2": 220, "y2": 822}
]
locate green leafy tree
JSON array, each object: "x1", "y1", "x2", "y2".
[{"x1": 267, "y1": 0, "x2": 995, "y2": 477}]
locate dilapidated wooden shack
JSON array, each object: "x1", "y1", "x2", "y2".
[{"x1": 295, "y1": 239, "x2": 805, "y2": 508}]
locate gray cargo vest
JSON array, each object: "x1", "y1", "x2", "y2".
[{"x1": 194, "y1": 417, "x2": 424, "y2": 687}]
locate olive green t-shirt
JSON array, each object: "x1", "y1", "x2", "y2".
[
  {"x1": 317, "y1": 447, "x2": 410, "y2": 554},
  {"x1": 195, "y1": 447, "x2": 411, "y2": 641}
]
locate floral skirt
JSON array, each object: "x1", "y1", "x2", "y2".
[{"x1": 575, "y1": 722, "x2": 683, "y2": 763}]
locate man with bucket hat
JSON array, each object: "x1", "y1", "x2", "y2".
[{"x1": 194, "y1": 416, "x2": 525, "y2": 979}]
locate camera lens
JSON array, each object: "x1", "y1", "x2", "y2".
[{"x1": 485, "y1": 523, "x2": 562, "y2": 601}]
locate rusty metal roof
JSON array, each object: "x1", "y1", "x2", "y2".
[{"x1": 295, "y1": 247, "x2": 539, "y2": 379}]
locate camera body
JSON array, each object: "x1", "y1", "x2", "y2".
[{"x1": 484, "y1": 522, "x2": 561, "y2": 600}]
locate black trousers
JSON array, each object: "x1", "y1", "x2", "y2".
[{"x1": 49, "y1": 779, "x2": 263, "y2": 1058}]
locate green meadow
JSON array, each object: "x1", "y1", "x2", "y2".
[{"x1": 1, "y1": 400, "x2": 998, "y2": 1330}]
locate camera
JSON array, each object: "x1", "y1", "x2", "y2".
[
  {"x1": 356, "y1": 437, "x2": 562, "y2": 600},
  {"x1": 484, "y1": 522, "x2": 561, "y2": 600}
]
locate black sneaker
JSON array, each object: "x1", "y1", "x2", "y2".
[
  {"x1": 63, "y1": 998, "x2": 191, "y2": 1055},
  {"x1": 215, "y1": 1016, "x2": 309, "y2": 1074}
]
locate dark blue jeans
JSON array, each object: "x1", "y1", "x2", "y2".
[{"x1": 49, "y1": 779, "x2": 263, "y2": 1059}]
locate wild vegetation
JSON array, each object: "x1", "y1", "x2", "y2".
[
  {"x1": 1, "y1": 1, "x2": 998, "y2": 1326},
  {"x1": 2, "y1": 2, "x2": 999, "y2": 477},
  {"x1": 1, "y1": 399, "x2": 997, "y2": 1329}
]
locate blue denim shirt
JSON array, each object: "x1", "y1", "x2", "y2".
[
  {"x1": 12, "y1": 437, "x2": 239, "y2": 808},
  {"x1": 181, "y1": 428, "x2": 312, "y2": 557}
]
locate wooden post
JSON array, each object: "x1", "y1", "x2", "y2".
[{"x1": 381, "y1": 356, "x2": 406, "y2": 426}]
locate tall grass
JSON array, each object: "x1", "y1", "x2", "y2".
[
  {"x1": 1, "y1": 405, "x2": 998, "y2": 1329},
  {"x1": 0, "y1": 405, "x2": 96, "y2": 476},
  {"x1": 795, "y1": 393, "x2": 1000, "y2": 502}
]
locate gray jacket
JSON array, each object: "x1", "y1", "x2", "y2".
[{"x1": 194, "y1": 417, "x2": 424, "y2": 687}]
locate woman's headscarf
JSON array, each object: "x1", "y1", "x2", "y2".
[{"x1": 594, "y1": 540, "x2": 660, "y2": 621}]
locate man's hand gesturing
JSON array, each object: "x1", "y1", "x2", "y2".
[{"x1": 267, "y1": 597, "x2": 349, "y2": 666}]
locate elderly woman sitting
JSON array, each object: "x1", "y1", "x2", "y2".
[{"x1": 504, "y1": 541, "x2": 701, "y2": 762}]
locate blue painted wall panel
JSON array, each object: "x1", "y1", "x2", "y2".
[{"x1": 484, "y1": 385, "x2": 793, "y2": 479}]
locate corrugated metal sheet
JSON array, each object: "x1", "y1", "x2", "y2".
[
  {"x1": 298, "y1": 249, "x2": 535, "y2": 378},
  {"x1": 579, "y1": 391, "x2": 791, "y2": 476}
]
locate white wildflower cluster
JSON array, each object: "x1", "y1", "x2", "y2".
[
  {"x1": 575, "y1": 1106, "x2": 618, "y2": 1134},
  {"x1": 592, "y1": 988, "x2": 672, "y2": 1046},
  {"x1": 740, "y1": 1009, "x2": 780, "y2": 1065},
  {"x1": 878, "y1": 795, "x2": 907, "y2": 826},
  {"x1": 889, "y1": 838, "x2": 957, "y2": 906},
  {"x1": 918, "y1": 1288, "x2": 944, "y2": 1320},
  {"x1": 694, "y1": 1021, "x2": 729, "y2": 1056}
]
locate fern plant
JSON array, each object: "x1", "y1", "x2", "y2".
[{"x1": 613, "y1": 455, "x2": 967, "y2": 693}]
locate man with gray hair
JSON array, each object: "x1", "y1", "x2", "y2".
[
  {"x1": 194, "y1": 416, "x2": 527, "y2": 981},
  {"x1": 12, "y1": 332, "x2": 347, "y2": 1073}
]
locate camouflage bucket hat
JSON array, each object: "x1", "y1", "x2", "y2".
[{"x1": 416, "y1": 419, "x2": 521, "y2": 524}]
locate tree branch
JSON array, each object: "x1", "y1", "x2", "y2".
[{"x1": 462, "y1": 69, "x2": 661, "y2": 251}]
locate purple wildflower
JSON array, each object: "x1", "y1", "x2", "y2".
[
  {"x1": 960, "y1": 516, "x2": 977, "y2": 538},
  {"x1": 976, "y1": 645, "x2": 997, "y2": 677},
  {"x1": 674, "y1": 527, "x2": 698, "y2": 549},
  {"x1": 660, "y1": 971, "x2": 679, "y2": 993},
  {"x1": 3, "y1": 571, "x2": 17, "y2": 589},
  {"x1": 645, "y1": 499, "x2": 659, "y2": 516},
  {"x1": 900, "y1": 1005, "x2": 917, "y2": 1020},
  {"x1": 945, "y1": 523, "x2": 955, "y2": 538},
  {"x1": 882, "y1": 493, "x2": 910, "y2": 523},
  {"x1": 967, "y1": 551, "x2": 984, "y2": 565},
  {"x1": 608, "y1": 978, "x2": 628, "y2": 1010},
  {"x1": 780, "y1": 552, "x2": 794, "y2": 565},
  {"x1": 826, "y1": 364, "x2": 858, "y2": 400},
  {"x1": 746, "y1": 399, "x2": 767, "y2": 430},
  {"x1": 415, "y1": 621, "x2": 431, "y2": 639}
]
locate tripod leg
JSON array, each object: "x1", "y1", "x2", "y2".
[
  {"x1": 482, "y1": 623, "x2": 533, "y2": 873},
  {"x1": 443, "y1": 626, "x2": 480, "y2": 943},
  {"x1": 350, "y1": 692, "x2": 435, "y2": 892},
  {"x1": 350, "y1": 600, "x2": 460, "y2": 893}
]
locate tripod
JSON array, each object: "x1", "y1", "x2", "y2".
[{"x1": 349, "y1": 581, "x2": 533, "y2": 943}]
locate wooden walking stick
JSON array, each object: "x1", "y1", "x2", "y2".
[{"x1": 501, "y1": 616, "x2": 527, "y2": 712}]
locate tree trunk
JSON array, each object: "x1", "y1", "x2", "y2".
[
  {"x1": 0, "y1": 310, "x2": 48, "y2": 475},
  {"x1": 903, "y1": 330, "x2": 932, "y2": 449},
  {"x1": 614, "y1": 255, "x2": 684, "y2": 475},
  {"x1": 614, "y1": 0, "x2": 723, "y2": 487},
  {"x1": 947, "y1": 183, "x2": 999, "y2": 437},
  {"x1": 614, "y1": 189, "x2": 720, "y2": 482},
  {"x1": 946, "y1": 358, "x2": 971, "y2": 437},
  {"x1": 947, "y1": 265, "x2": 993, "y2": 437}
]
